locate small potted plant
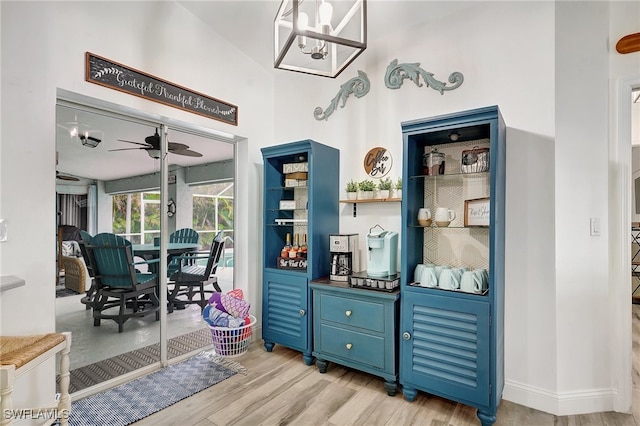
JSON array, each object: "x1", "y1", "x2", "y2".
[
  {"x1": 378, "y1": 177, "x2": 392, "y2": 199},
  {"x1": 345, "y1": 179, "x2": 358, "y2": 200},
  {"x1": 394, "y1": 178, "x2": 403, "y2": 199},
  {"x1": 358, "y1": 179, "x2": 375, "y2": 199}
]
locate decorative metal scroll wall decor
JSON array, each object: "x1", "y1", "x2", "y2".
[
  {"x1": 85, "y1": 52, "x2": 238, "y2": 126},
  {"x1": 314, "y1": 70, "x2": 370, "y2": 120},
  {"x1": 384, "y1": 59, "x2": 464, "y2": 93}
]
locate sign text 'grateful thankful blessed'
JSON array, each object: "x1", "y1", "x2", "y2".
[{"x1": 85, "y1": 52, "x2": 238, "y2": 126}]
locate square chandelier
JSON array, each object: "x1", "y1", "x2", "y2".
[{"x1": 274, "y1": 0, "x2": 367, "y2": 78}]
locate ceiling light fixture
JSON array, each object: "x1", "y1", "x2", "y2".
[
  {"x1": 274, "y1": 0, "x2": 367, "y2": 78},
  {"x1": 146, "y1": 149, "x2": 161, "y2": 159},
  {"x1": 449, "y1": 132, "x2": 461, "y2": 142},
  {"x1": 79, "y1": 133, "x2": 101, "y2": 148}
]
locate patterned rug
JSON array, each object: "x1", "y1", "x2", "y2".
[
  {"x1": 59, "y1": 328, "x2": 215, "y2": 393},
  {"x1": 66, "y1": 353, "x2": 237, "y2": 426}
]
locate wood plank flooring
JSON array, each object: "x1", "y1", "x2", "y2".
[{"x1": 132, "y1": 341, "x2": 638, "y2": 426}]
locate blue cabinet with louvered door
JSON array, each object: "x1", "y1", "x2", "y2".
[
  {"x1": 261, "y1": 140, "x2": 339, "y2": 365},
  {"x1": 399, "y1": 106, "x2": 506, "y2": 426}
]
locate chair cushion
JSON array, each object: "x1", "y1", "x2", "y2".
[{"x1": 0, "y1": 334, "x2": 66, "y2": 368}]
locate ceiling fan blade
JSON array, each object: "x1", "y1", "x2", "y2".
[
  {"x1": 616, "y1": 32, "x2": 640, "y2": 54},
  {"x1": 56, "y1": 172, "x2": 80, "y2": 181},
  {"x1": 172, "y1": 149, "x2": 203, "y2": 158},
  {"x1": 109, "y1": 147, "x2": 145, "y2": 152},
  {"x1": 167, "y1": 142, "x2": 190, "y2": 151},
  {"x1": 117, "y1": 139, "x2": 152, "y2": 147}
]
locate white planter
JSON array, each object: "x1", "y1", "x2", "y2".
[
  {"x1": 360, "y1": 191, "x2": 374, "y2": 199},
  {"x1": 346, "y1": 192, "x2": 357, "y2": 200},
  {"x1": 379, "y1": 189, "x2": 390, "y2": 199},
  {"x1": 394, "y1": 189, "x2": 403, "y2": 199}
]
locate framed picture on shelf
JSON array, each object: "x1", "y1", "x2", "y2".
[{"x1": 464, "y1": 197, "x2": 490, "y2": 227}]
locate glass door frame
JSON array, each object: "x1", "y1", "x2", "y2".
[{"x1": 56, "y1": 88, "x2": 238, "y2": 375}]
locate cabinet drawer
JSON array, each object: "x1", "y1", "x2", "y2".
[
  {"x1": 318, "y1": 293, "x2": 385, "y2": 332},
  {"x1": 318, "y1": 323, "x2": 385, "y2": 369}
]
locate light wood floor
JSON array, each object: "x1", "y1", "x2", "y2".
[{"x1": 131, "y1": 341, "x2": 638, "y2": 426}]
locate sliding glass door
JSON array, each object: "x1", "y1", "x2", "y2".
[{"x1": 55, "y1": 93, "x2": 236, "y2": 393}]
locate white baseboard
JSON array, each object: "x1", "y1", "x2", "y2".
[{"x1": 503, "y1": 379, "x2": 617, "y2": 416}]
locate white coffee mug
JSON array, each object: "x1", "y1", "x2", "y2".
[
  {"x1": 473, "y1": 269, "x2": 489, "y2": 292},
  {"x1": 413, "y1": 264, "x2": 426, "y2": 284},
  {"x1": 434, "y1": 265, "x2": 450, "y2": 279},
  {"x1": 417, "y1": 208, "x2": 432, "y2": 227},
  {"x1": 461, "y1": 270, "x2": 482, "y2": 293},
  {"x1": 440, "y1": 267, "x2": 466, "y2": 290},
  {"x1": 434, "y1": 207, "x2": 456, "y2": 227},
  {"x1": 420, "y1": 266, "x2": 438, "y2": 288}
]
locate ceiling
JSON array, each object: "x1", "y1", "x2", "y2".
[
  {"x1": 56, "y1": 1, "x2": 479, "y2": 184},
  {"x1": 56, "y1": 1, "x2": 640, "y2": 182},
  {"x1": 56, "y1": 104, "x2": 235, "y2": 182}
]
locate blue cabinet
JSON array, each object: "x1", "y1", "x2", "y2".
[
  {"x1": 399, "y1": 106, "x2": 506, "y2": 426},
  {"x1": 261, "y1": 140, "x2": 339, "y2": 365},
  {"x1": 310, "y1": 280, "x2": 400, "y2": 395}
]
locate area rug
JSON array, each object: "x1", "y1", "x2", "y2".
[
  {"x1": 66, "y1": 353, "x2": 236, "y2": 426},
  {"x1": 58, "y1": 328, "x2": 216, "y2": 393}
]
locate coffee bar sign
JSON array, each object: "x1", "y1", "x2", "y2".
[{"x1": 85, "y1": 52, "x2": 238, "y2": 126}]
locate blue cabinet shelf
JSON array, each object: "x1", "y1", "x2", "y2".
[
  {"x1": 261, "y1": 140, "x2": 339, "y2": 365},
  {"x1": 399, "y1": 106, "x2": 506, "y2": 426}
]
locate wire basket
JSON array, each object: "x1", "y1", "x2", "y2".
[{"x1": 207, "y1": 314, "x2": 256, "y2": 358}]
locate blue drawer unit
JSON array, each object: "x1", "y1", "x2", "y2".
[
  {"x1": 261, "y1": 140, "x2": 339, "y2": 365},
  {"x1": 399, "y1": 106, "x2": 506, "y2": 426},
  {"x1": 310, "y1": 279, "x2": 400, "y2": 396}
]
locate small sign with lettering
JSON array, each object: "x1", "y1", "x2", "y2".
[
  {"x1": 464, "y1": 198, "x2": 490, "y2": 227},
  {"x1": 363, "y1": 147, "x2": 392, "y2": 178},
  {"x1": 277, "y1": 257, "x2": 308, "y2": 270},
  {"x1": 85, "y1": 52, "x2": 238, "y2": 126}
]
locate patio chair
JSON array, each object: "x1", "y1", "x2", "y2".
[
  {"x1": 167, "y1": 231, "x2": 224, "y2": 313},
  {"x1": 78, "y1": 230, "x2": 96, "y2": 309},
  {"x1": 86, "y1": 233, "x2": 161, "y2": 333},
  {"x1": 167, "y1": 228, "x2": 200, "y2": 276}
]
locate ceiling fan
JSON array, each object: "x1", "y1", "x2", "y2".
[{"x1": 111, "y1": 129, "x2": 203, "y2": 159}]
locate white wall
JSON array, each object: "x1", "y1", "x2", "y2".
[
  {"x1": 0, "y1": 0, "x2": 274, "y2": 408},
  {"x1": 270, "y1": 0, "x2": 638, "y2": 416}
]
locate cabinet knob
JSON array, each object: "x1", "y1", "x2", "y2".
[
  {"x1": 346, "y1": 343, "x2": 353, "y2": 350},
  {"x1": 299, "y1": 309, "x2": 306, "y2": 316},
  {"x1": 403, "y1": 332, "x2": 411, "y2": 341},
  {"x1": 345, "y1": 310, "x2": 352, "y2": 317}
]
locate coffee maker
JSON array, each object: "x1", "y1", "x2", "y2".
[
  {"x1": 329, "y1": 234, "x2": 359, "y2": 281},
  {"x1": 366, "y1": 225, "x2": 398, "y2": 277}
]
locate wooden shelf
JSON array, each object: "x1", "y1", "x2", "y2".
[
  {"x1": 339, "y1": 198, "x2": 401, "y2": 216},
  {"x1": 339, "y1": 197, "x2": 401, "y2": 203}
]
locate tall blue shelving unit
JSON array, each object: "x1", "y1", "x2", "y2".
[
  {"x1": 261, "y1": 140, "x2": 339, "y2": 365},
  {"x1": 399, "y1": 106, "x2": 506, "y2": 426}
]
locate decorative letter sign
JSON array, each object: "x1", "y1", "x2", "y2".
[
  {"x1": 85, "y1": 52, "x2": 238, "y2": 126},
  {"x1": 364, "y1": 147, "x2": 392, "y2": 178}
]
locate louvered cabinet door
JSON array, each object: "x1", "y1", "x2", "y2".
[
  {"x1": 262, "y1": 270, "x2": 309, "y2": 354},
  {"x1": 400, "y1": 292, "x2": 491, "y2": 409}
]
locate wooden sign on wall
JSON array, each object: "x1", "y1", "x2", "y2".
[{"x1": 85, "y1": 52, "x2": 238, "y2": 126}]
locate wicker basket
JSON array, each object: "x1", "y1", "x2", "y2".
[{"x1": 208, "y1": 314, "x2": 256, "y2": 358}]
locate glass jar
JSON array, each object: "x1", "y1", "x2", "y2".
[{"x1": 423, "y1": 148, "x2": 445, "y2": 175}]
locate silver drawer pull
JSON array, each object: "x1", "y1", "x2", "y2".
[
  {"x1": 299, "y1": 309, "x2": 306, "y2": 316},
  {"x1": 346, "y1": 343, "x2": 353, "y2": 350},
  {"x1": 345, "y1": 310, "x2": 352, "y2": 317},
  {"x1": 403, "y1": 332, "x2": 411, "y2": 340}
]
